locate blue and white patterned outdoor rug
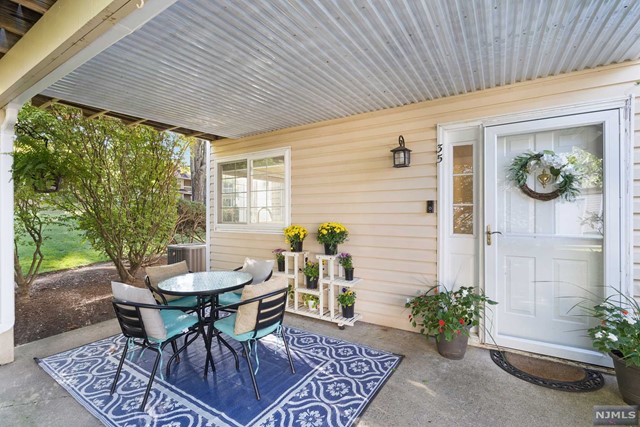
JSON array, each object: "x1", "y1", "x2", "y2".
[{"x1": 36, "y1": 326, "x2": 402, "y2": 426}]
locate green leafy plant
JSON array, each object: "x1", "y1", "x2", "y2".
[
  {"x1": 302, "y1": 294, "x2": 319, "y2": 307},
  {"x1": 316, "y1": 222, "x2": 348, "y2": 245},
  {"x1": 173, "y1": 199, "x2": 206, "y2": 243},
  {"x1": 585, "y1": 293, "x2": 640, "y2": 367},
  {"x1": 337, "y1": 288, "x2": 356, "y2": 307},
  {"x1": 272, "y1": 248, "x2": 286, "y2": 262},
  {"x1": 12, "y1": 186, "x2": 55, "y2": 293},
  {"x1": 302, "y1": 261, "x2": 319, "y2": 279},
  {"x1": 15, "y1": 103, "x2": 188, "y2": 282},
  {"x1": 337, "y1": 252, "x2": 353, "y2": 269},
  {"x1": 406, "y1": 284, "x2": 497, "y2": 342},
  {"x1": 13, "y1": 104, "x2": 68, "y2": 194}
]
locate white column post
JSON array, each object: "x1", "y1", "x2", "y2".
[
  {"x1": 205, "y1": 140, "x2": 211, "y2": 271},
  {"x1": 0, "y1": 104, "x2": 19, "y2": 364}
]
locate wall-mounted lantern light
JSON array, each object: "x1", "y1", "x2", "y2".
[{"x1": 391, "y1": 135, "x2": 411, "y2": 168}]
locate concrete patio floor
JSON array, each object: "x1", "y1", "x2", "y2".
[{"x1": 0, "y1": 314, "x2": 625, "y2": 427}]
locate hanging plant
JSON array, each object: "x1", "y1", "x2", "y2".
[
  {"x1": 12, "y1": 145, "x2": 64, "y2": 193},
  {"x1": 508, "y1": 150, "x2": 582, "y2": 202},
  {"x1": 13, "y1": 107, "x2": 67, "y2": 193}
]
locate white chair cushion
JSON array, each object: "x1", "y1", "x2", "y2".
[
  {"x1": 145, "y1": 261, "x2": 189, "y2": 302},
  {"x1": 111, "y1": 281, "x2": 167, "y2": 341},
  {"x1": 234, "y1": 276, "x2": 287, "y2": 335},
  {"x1": 241, "y1": 258, "x2": 274, "y2": 285}
]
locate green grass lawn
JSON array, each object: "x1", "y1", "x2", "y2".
[{"x1": 16, "y1": 215, "x2": 109, "y2": 274}]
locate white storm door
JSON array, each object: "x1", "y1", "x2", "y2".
[{"x1": 484, "y1": 110, "x2": 621, "y2": 367}]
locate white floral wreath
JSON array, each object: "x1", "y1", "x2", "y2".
[{"x1": 508, "y1": 150, "x2": 582, "y2": 202}]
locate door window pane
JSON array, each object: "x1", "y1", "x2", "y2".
[
  {"x1": 453, "y1": 206, "x2": 474, "y2": 234},
  {"x1": 453, "y1": 145, "x2": 473, "y2": 173},
  {"x1": 453, "y1": 176, "x2": 474, "y2": 204},
  {"x1": 452, "y1": 145, "x2": 474, "y2": 235}
]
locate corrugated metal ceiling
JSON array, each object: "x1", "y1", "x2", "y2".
[{"x1": 42, "y1": 0, "x2": 640, "y2": 138}]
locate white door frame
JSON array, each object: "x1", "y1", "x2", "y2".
[{"x1": 437, "y1": 97, "x2": 634, "y2": 354}]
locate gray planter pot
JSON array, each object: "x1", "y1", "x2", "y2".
[
  {"x1": 610, "y1": 351, "x2": 640, "y2": 405},
  {"x1": 436, "y1": 326, "x2": 471, "y2": 360}
]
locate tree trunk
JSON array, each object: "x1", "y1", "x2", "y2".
[
  {"x1": 14, "y1": 239, "x2": 44, "y2": 297},
  {"x1": 110, "y1": 255, "x2": 136, "y2": 283},
  {"x1": 190, "y1": 139, "x2": 207, "y2": 203},
  {"x1": 14, "y1": 250, "x2": 27, "y2": 297}
]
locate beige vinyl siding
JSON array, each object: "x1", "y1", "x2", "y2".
[{"x1": 210, "y1": 60, "x2": 640, "y2": 331}]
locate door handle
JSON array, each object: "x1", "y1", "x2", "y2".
[{"x1": 486, "y1": 225, "x2": 502, "y2": 246}]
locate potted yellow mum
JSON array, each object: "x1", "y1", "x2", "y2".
[
  {"x1": 317, "y1": 222, "x2": 349, "y2": 255},
  {"x1": 284, "y1": 224, "x2": 308, "y2": 252}
]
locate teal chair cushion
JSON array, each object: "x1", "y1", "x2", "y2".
[
  {"x1": 149, "y1": 310, "x2": 198, "y2": 344},
  {"x1": 218, "y1": 292, "x2": 242, "y2": 307},
  {"x1": 214, "y1": 313, "x2": 281, "y2": 342},
  {"x1": 166, "y1": 295, "x2": 199, "y2": 308}
]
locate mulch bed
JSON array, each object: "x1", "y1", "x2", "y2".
[{"x1": 15, "y1": 259, "x2": 166, "y2": 346}]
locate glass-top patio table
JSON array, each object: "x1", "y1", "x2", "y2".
[
  {"x1": 158, "y1": 271, "x2": 253, "y2": 296},
  {"x1": 158, "y1": 271, "x2": 253, "y2": 376}
]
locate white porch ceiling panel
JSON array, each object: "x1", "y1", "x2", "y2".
[{"x1": 42, "y1": 0, "x2": 640, "y2": 138}]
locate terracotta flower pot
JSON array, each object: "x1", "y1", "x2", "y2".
[{"x1": 610, "y1": 351, "x2": 640, "y2": 405}]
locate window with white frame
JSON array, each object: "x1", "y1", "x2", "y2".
[{"x1": 215, "y1": 148, "x2": 290, "y2": 232}]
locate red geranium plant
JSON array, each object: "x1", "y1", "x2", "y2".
[{"x1": 406, "y1": 284, "x2": 497, "y2": 342}]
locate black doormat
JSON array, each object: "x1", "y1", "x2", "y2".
[{"x1": 490, "y1": 350, "x2": 605, "y2": 392}]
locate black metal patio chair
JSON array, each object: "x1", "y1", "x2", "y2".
[
  {"x1": 213, "y1": 278, "x2": 294, "y2": 400},
  {"x1": 110, "y1": 282, "x2": 210, "y2": 411}
]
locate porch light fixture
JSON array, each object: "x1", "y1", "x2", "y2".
[{"x1": 391, "y1": 135, "x2": 411, "y2": 168}]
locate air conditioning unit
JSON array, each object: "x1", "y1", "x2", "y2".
[{"x1": 167, "y1": 243, "x2": 206, "y2": 272}]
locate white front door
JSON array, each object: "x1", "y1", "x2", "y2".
[{"x1": 484, "y1": 110, "x2": 622, "y2": 366}]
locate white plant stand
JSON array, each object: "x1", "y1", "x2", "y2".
[{"x1": 276, "y1": 251, "x2": 362, "y2": 328}]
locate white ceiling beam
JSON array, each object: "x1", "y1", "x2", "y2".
[
  {"x1": 0, "y1": 0, "x2": 128, "y2": 105},
  {"x1": 0, "y1": 0, "x2": 179, "y2": 108}
]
